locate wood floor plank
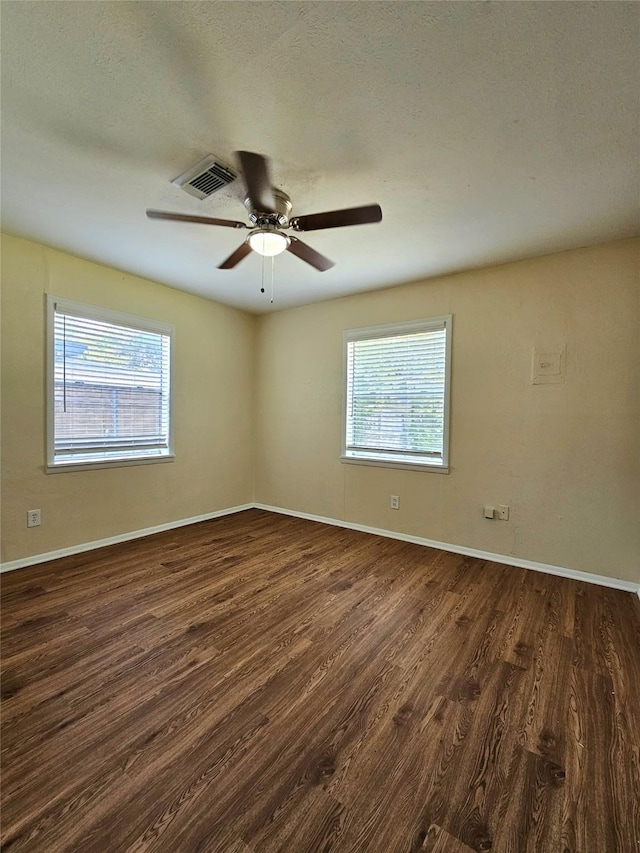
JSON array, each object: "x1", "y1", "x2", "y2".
[
  {"x1": 421, "y1": 824, "x2": 475, "y2": 852},
  {"x1": 562, "y1": 665, "x2": 638, "y2": 852},
  {"x1": 1, "y1": 508, "x2": 638, "y2": 852}
]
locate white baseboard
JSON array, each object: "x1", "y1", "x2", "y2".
[
  {"x1": 254, "y1": 503, "x2": 640, "y2": 594},
  {"x1": 0, "y1": 504, "x2": 254, "y2": 573},
  {"x1": 3, "y1": 501, "x2": 638, "y2": 595}
]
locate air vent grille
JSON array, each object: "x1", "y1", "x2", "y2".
[
  {"x1": 188, "y1": 162, "x2": 236, "y2": 196},
  {"x1": 172, "y1": 155, "x2": 237, "y2": 201}
]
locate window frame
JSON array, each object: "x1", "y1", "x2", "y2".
[
  {"x1": 45, "y1": 295, "x2": 175, "y2": 473},
  {"x1": 341, "y1": 315, "x2": 452, "y2": 473}
]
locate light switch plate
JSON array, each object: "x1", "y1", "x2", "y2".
[{"x1": 532, "y1": 348, "x2": 565, "y2": 384}]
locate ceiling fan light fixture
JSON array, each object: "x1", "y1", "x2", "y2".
[
  {"x1": 248, "y1": 229, "x2": 290, "y2": 257},
  {"x1": 149, "y1": 151, "x2": 381, "y2": 271}
]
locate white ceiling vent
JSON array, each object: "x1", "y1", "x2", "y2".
[{"x1": 172, "y1": 155, "x2": 237, "y2": 201}]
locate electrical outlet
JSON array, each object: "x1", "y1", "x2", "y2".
[
  {"x1": 27, "y1": 509, "x2": 41, "y2": 528},
  {"x1": 498, "y1": 505, "x2": 510, "y2": 521},
  {"x1": 390, "y1": 495, "x2": 399, "y2": 510}
]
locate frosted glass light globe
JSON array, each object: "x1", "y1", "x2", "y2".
[{"x1": 248, "y1": 230, "x2": 289, "y2": 257}]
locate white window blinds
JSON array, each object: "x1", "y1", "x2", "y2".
[
  {"x1": 48, "y1": 298, "x2": 173, "y2": 468},
  {"x1": 344, "y1": 317, "x2": 451, "y2": 469}
]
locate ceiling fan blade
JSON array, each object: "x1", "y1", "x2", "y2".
[
  {"x1": 218, "y1": 241, "x2": 252, "y2": 269},
  {"x1": 290, "y1": 204, "x2": 382, "y2": 232},
  {"x1": 237, "y1": 151, "x2": 276, "y2": 213},
  {"x1": 286, "y1": 236, "x2": 335, "y2": 272},
  {"x1": 147, "y1": 210, "x2": 247, "y2": 229}
]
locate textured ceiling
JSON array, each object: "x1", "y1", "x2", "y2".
[{"x1": 1, "y1": 2, "x2": 639, "y2": 313}]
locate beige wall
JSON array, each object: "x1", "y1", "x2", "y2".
[
  {"x1": 1, "y1": 234, "x2": 255, "y2": 563},
  {"x1": 255, "y1": 239, "x2": 640, "y2": 583},
  {"x1": 2, "y1": 234, "x2": 638, "y2": 583}
]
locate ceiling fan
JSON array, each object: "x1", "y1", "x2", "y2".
[{"x1": 147, "y1": 151, "x2": 382, "y2": 272}]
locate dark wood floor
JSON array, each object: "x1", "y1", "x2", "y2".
[{"x1": 1, "y1": 509, "x2": 639, "y2": 852}]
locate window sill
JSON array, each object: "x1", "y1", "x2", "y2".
[
  {"x1": 340, "y1": 454, "x2": 449, "y2": 474},
  {"x1": 46, "y1": 454, "x2": 175, "y2": 474}
]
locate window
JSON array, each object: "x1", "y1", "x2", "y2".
[
  {"x1": 46, "y1": 297, "x2": 173, "y2": 471},
  {"x1": 343, "y1": 316, "x2": 451, "y2": 472}
]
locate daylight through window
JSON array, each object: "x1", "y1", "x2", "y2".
[
  {"x1": 343, "y1": 317, "x2": 451, "y2": 471},
  {"x1": 47, "y1": 297, "x2": 173, "y2": 470}
]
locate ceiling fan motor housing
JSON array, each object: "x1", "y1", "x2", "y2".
[{"x1": 244, "y1": 190, "x2": 292, "y2": 227}]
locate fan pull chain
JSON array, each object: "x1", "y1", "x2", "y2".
[
  {"x1": 271, "y1": 256, "x2": 275, "y2": 304},
  {"x1": 260, "y1": 252, "x2": 265, "y2": 294}
]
